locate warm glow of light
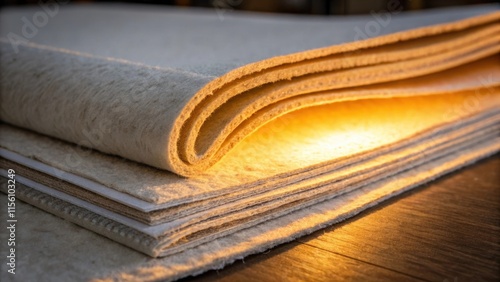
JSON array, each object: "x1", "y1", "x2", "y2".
[{"x1": 219, "y1": 89, "x2": 499, "y2": 176}]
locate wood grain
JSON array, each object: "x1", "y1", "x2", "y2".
[
  {"x1": 182, "y1": 154, "x2": 500, "y2": 282},
  {"x1": 185, "y1": 242, "x2": 423, "y2": 282}
]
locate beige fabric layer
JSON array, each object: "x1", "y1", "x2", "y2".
[
  {"x1": 0, "y1": 4, "x2": 499, "y2": 280},
  {"x1": 1, "y1": 83, "x2": 499, "y2": 208},
  {"x1": 1, "y1": 87, "x2": 499, "y2": 257},
  {"x1": 1, "y1": 138, "x2": 498, "y2": 281},
  {"x1": 1, "y1": 6, "x2": 498, "y2": 176}
]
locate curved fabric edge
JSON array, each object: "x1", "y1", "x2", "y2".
[
  {"x1": 0, "y1": 10, "x2": 498, "y2": 177},
  {"x1": 167, "y1": 11, "x2": 500, "y2": 176}
]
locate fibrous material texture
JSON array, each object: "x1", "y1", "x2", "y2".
[{"x1": 0, "y1": 3, "x2": 499, "y2": 281}]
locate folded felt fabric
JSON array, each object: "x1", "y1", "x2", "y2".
[
  {"x1": 0, "y1": 3, "x2": 499, "y2": 281},
  {"x1": 1, "y1": 4, "x2": 499, "y2": 176}
]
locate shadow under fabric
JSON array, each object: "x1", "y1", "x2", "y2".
[{"x1": 0, "y1": 3, "x2": 499, "y2": 281}]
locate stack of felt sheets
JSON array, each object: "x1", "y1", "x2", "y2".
[{"x1": 0, "y1": 3, "x2": 499, "y2": 281}]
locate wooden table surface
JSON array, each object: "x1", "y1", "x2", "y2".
[{"x1": 182, "y1": 154, "x2": 500, "y2": 282}]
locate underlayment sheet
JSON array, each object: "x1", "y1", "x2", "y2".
[
  {"x1": 1, "y1": 102, "x2": 498, "y2": 258},
  {"x1": 1, "y1": 109, "x2": 499, "y2": 228},
  {"x1": 1, "y1": 121, "x2": 498, "y2": 258},
  {"x1": 0, "y1": 90, "x2": 499, "y2": 236},
  {"x1": 0, "y1": 72, "x2": 499, "y2": 207},
  {"x1": 1, "y1": 141, "x2": 498, "y2": 281},
  {"x1": 0, "y1": 3, "x2": 499, "y2": 281},
  {"x1": 1, "y1": 4, "x2": 499, "y2": 175}
]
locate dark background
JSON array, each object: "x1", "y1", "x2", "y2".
[{"x1": 1, "y1": 0, "x2": 498, "y2": 14}]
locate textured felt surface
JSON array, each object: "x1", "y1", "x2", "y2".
[
  {"x1": 1, "y1": 3, "x2": 496, "y2": 76},
  {"x1": 1, "y1": 95, "x2": 498, "y2": 254},
  {"x1": 0, "y1": 3, "x2": 499, "y2": 281},
  {"x1": 1, "y1": 89, "x2": 498, "y2": 206},
  {"x1": 1, "y1": 4, "x2": 498, "y2": 175},
  {"x1": 1, "y1": 138, "x2": 498, "y2": 282}
]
